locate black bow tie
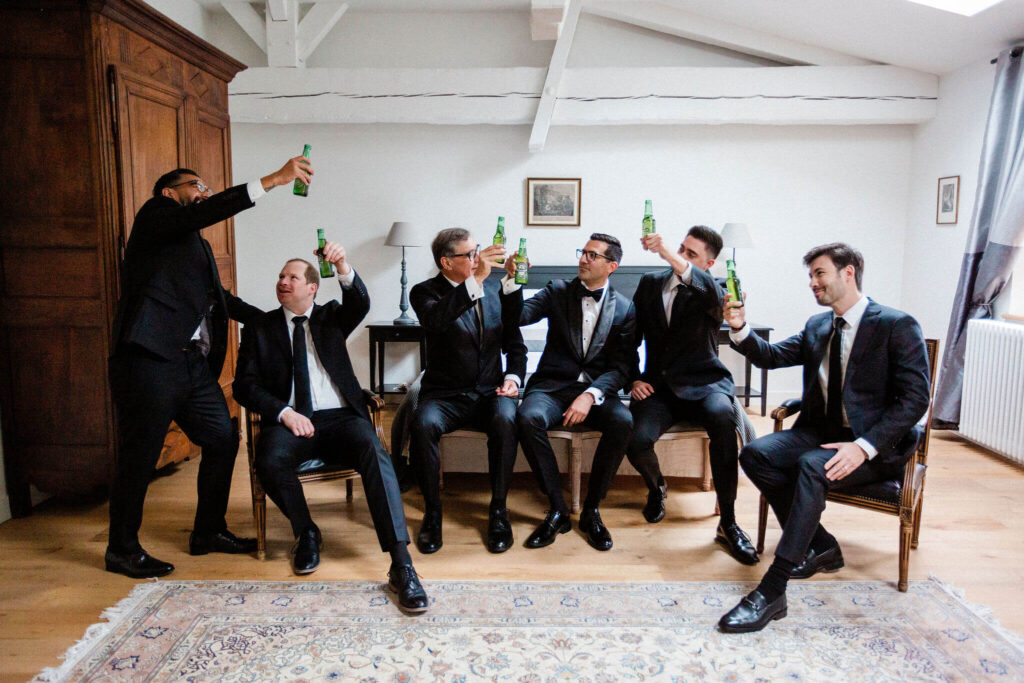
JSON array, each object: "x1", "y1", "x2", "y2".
[{"x1": 579, "y1": 287, "x2": 603, "y2": 301}]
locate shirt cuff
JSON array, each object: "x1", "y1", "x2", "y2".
[
  {"x1": 337, "y1": 267, "x2": 356, "y2": 287},
  {"x1": 277, "y1": 406, "x2": 291, "y2": 423},
  {"x1": 585, "y1": 387, "x2": 605, "y2": 405},
  {"x1": 501, "y1": 275, "x2": 522, "y2": 294},
  {"x1": 504, "y1": 374, "x2": 522, "y2": 387},
  {"x1": 676, "y1": 261, "x2": 693, "y2": 284},
  {"x1": 855, "y1": 437, "x2": 878, "y2": 460},
  {"x1": 246, "y1": 179, "x2": 266, "y2": 202},
  {"x1": 729, "y1": 323, "x2": 751, "y2": 343},
  {"x1": 463, "y1": 275, "x2": 485, "y2": 300}
]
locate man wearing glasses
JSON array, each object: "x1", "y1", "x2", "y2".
[
  {"x1": 505, "y1": 234, "x2": 636, "y2": 551},
  {"x1": 106, "y1": 157, "x2": 311, "y2": 578},
  {"x1": 408, "y1": 228, "x2": 527, "y2": 554}
]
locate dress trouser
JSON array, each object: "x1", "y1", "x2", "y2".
[
  {"x1": 108, "y1": 344, "x2": 238, "y2": 554},
  {"x1": 254, "y1": 407, "x2": 410, "y2": 550},
  {"x1": 516, "y1": 383, "x2": 633, "y2": 512},
  {"x1": 739, "y1": 426, "x2": 890, "y2": 563},
  {"x1": 410, "y1": 393, "x2": 519, "y2": 510}
]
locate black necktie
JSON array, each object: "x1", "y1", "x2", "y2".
[
  {"x1": 669, "y1": 283, "x2": 685, "y2": 325},
  {"x1": 580, "y1": 286, "x2": 603, "y2": 301},
  {"x1": 825, "y1": 316, "x2": 846, "y2": 438},
  {"x1": 291, "y1": 315, "x2": 313, "y2": 417}
]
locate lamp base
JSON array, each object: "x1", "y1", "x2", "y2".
[{"x1": 393, "y1": 313, "x2": 418, "y2": 326}]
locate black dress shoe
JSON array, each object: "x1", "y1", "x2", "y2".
[
  {"x1": 718, "y1": 590, "x2": 788, "y2": 633},
  {"x1": 189, "y1": 529, "x2": 258, "y2": 556},
  {"x1": 291, "y1": 528, "x2": 322, "y2": 575},
  {"x1": 642, "y1": 483, "x2": 668, "y2": 523},
  {"x1": 715, "y1": 523, "x2": 760, "y2": 565},
  {"x1": 791, "y1": 544, "x2": 844, "y2": 579},
  {"x1": 524, "y1": 510, "x2": 572, "y2": 549},
  {"x1": 486, "y1": 508, "x2": 514, "y2": 554},
  {"x1": 416, "y1": 509, "x2": 443, "y2": 554},
  {"x1": 105, "y1": 548, "x2": 175, "y2": 579},
  {"x1": 387, "y1": 563, "x2": 429, "y2": 613},
  {"x1": 579, "y1": 508, "x2": 613, "y2": 551}
]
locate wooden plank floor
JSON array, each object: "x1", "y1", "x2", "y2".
[{"x1": 2, "y1": 411, "x2": 1023, "y2": 679}]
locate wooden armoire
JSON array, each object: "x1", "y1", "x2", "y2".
[{"x1": 0, "y1": 0, "x2": 247, "y2": 516}]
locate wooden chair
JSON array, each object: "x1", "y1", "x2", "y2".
[
  {"x1": 755, "y1": 338, "x2": 939, "y2": 592},
  {"x1": 244, "y1": 390, "x2": 387, "y2": 560}
]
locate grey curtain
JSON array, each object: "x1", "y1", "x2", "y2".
[{"x1": 933, "y1": 46, "x2": 1024, "y2": 426}]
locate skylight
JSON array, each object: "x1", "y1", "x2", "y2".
[{"x1": 906, "y1": 0, "x2": 1007, "y2": 16}]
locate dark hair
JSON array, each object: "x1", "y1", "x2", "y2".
[
  {"x1": 285, "y1": 258, "x2": 320, "y2": 291},
  {"x1": 152, "y1": 168, "x2": 199, "y2": 197},
  {"x1": 686, "y1": 225, "x2": 723, "y2": 259},
  {"x1": 589, "y1": 232, "x2": 622, "y2": 264},
  {"x1": 802, "y1": 242, "x2": 864, "y2": 290},
  {"x1": 431, "y1": 227, "x2": 471, "y2": 269}
]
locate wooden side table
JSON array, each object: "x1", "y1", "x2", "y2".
[
  {"x1": 366, "y1": 322, "x2": 426, "y2": 394},
  {"x1": 718, "y1": 323, "x2": 773, "y2": 416}
]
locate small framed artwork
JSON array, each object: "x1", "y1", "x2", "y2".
[
  {"x1": 937, "y1": 176, "x2": 960, "y2": 224},
  {"x1": 526, "y1": 177, "x2": 581, "y2": 226}
]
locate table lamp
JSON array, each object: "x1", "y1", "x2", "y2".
[
  {"x1": 384, "y1": 221, "x2": 421, "y2": 325},
  {"x1": 721, "y1": 222, "x2": 753, "y2": 262}
]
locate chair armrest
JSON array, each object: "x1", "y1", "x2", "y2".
[
  {"x1": 771, "y1": 398, "x2": 802, "y2": 431},
  {"x1": 362, "y1": 389, "x2": 388, "y2": 452}
]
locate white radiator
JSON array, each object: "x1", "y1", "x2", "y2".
[{"x1": 960, "y1": 319, "x2": 1024, "y2": 464}]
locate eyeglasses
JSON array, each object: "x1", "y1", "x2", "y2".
[
  {"x1": 447, "y1": 247, "x2": 479, "y2": 261},
  {"x1": 577, "y1": 248, "x2": 612, "y2": 263},
  {"x1": 169, "y1": 179, "x2": 210, "y2": 194}
]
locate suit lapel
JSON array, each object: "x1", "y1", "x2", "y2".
[
  {"x1": 656, "y1": 270, "x2": 674, "y2": 330},
  {"x1": 846, "y1": 300, "x2": 881, "y2": 377},
  {"x1": 584, "y1": 287, "x2": 617, "y2": 364},
  {"x1": 272, "y1": 307, "x2": 291, "y2": 365},
  {"x1": 808, "y1": 313, "x2": 834, "y2": 374},
  {"x1": 568, "y1": 278, "x2": 584, "y2": 359}
]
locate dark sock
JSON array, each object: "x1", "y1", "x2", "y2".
[
  {"x1": 717, "y1": 500, "x2": 736, "y2": 528},
  {"x1": 389, "y1": 542, "x2": 412, "y2": 567},
  {"x1": 810, "y1": 526, "x2": 838, "y2": 553},
  {"x1": 755, "y1": 557, "x2": 796, "y2": 603}
]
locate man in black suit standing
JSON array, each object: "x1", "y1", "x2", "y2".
[
  {"x1": 233, "y1": 245, "x2": 428, "y2": 613},
  {"x1": 625, "y1": 226, "x2": 758, "y2": 565},
  {"x1": 508, "y1": 234, "x2": 636, "y2": 551},
  {"x1": 409, "y1": 228, "x2": 527, "y2": 554},
  {"x1": 718, "y1": 243, "x2": 930, "y2": 633},
  {"x1": 106, "y1": 157, "x2": 311, "y2": 579}
]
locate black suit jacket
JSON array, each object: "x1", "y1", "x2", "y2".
[
  {"x1": 111, "y1": 185, "x2": 262, "y2": 377},
  {"x1": 733, "y1": 299, "x2": 931, "y2": 471},
  {"x1": 632, "y1": 267, "x2": 734, "y2": 400},
  {"x1": 233, "y1": 274, "x2": 372, "y2": 423},
  {"x1": 411, "y1": 273, "x2": 527, "y2": 399},
  {"x1": 520, "y1": 278, "x2": 636, "y2": 397}
]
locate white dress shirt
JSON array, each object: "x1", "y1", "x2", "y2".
[
  {"x1": 579, "y1": 284, "x2": 607, "y2": 404},
  {"x1": 730, "y1": 295, "x2": 878, "y2": 459},
  {"x1": 661, "y1": 262, "x2": 693, "y2": 325}
]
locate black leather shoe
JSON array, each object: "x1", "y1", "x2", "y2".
[
  {"x1": 291, "y1": 528, "x2": 322, "y2": 575},
  {"x1": 718, "y1": 590, "x2": 788, "y2": 633},
  {"x1": 416, "y1": 509, "x2": 443, "y2": 554},
  {"x1": 791, "y1": 544, "x2": 844, "y2": 579},
  {"x1": 642, "y1": 483, "x2": 668, "y2": 523},
  {"x1": 486, "y1": 508, "x2": 514, "y2": 553},
  {"x1": 105, "y1": 548, "x2": 175, "y2": 579},
  {"x1": 579, "y1": 508, "x2": 613, "y2": 551},
  {"x1": 524, "y1": 510, "x2": 572, "y2": 549},
  {"x1": 715, "y1": 523, "x2": 760, "y2": 565},
  {"x1": 189, "y1": 529, "x2": 258, "y2": 556},
  {"x1": 387, "y1": 563, "x2": 429, "y2": 613}
]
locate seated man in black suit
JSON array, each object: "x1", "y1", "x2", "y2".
[
  {"x1": 507, "y1": 234, "x2": 636, "y2": 551},
  {"x1": 409, "y1": 228, "x2": 527, "y2": 554},
  {"x1": 625, "y1": 226, "x2": 758, "y2": 565},
  {"x1": 718, "y1": 242, "x2": 930, "y2": 633},
  {"x1": 234, "y1": 244, "x2": 428, "y2": 613}
]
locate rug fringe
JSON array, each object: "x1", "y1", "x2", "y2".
[
  {"x1": 31, "y1": 580, "x2": 164, "y2": 683},
  {"x1": 928, "y1": 574, "x2": 1024, "y2": 653}
]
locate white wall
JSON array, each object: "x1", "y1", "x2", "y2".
[{"x1": 232, "y1": 122, "x2": 914, "y2": 399}]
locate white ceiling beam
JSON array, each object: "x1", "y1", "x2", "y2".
[
  {"x1": 266, "y1": 0, "x2": 300, "y2": 67},
  {"x1": 266, "y1": 0, "x2": 289, "y2": 21},
  {"x1": 531, "y1": 0, "x2": 568, "y2": 41},
  {"x1": 530, "y1": 0, "x2": 583, "y2": 152},
  {"x1": 585, "y1": 1, "x2": 872, "y2": 66},
  {"x1": 297, "y1": 2, "x2": 349, "y2": 62},
  {"x1": 221, "y1": 1, "x2": 267, "y2": 53},
  {"x1": 230, "y1": 65, "x2": 936, "y2": 128}
]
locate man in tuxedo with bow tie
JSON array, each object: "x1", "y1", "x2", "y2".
[
  {"x1": 233, "y1": 246, "x2": 428, "y2": 613},
  {"x1": 624, "y1": 226, "x2": 758, "y2": 565},
  {"x1": 718, "y1": 242, "x2": 930, "y2": 633},
  {"x1": 507, "y1": 234, "x2": 637, "y2": 551},
  {"x1": 408, "y1": 228, "x2": 527, "y2": 554},
  {"x1": 106, "y1": 156, "x2": 310, "y2": 579}
]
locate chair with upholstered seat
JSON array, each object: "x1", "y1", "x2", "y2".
[
  {"x1": 755, "y1": 338, "x2": 939, "y2": 591},
  {"x1": 245, "y1": 389, "x2": 386, "y2": 560}
]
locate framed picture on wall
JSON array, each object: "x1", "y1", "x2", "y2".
[
  {"x1": 937, "y1": 176, "x2": 960, "y2": 224},
  {"x1": 526, "y1": 177, "x2": 581, "y2": 226}
]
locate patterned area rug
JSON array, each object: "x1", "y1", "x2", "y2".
[{"x1": 36, "y1": 578, "x2": 1024, "y2": 682}]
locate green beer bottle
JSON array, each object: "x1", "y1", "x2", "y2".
[
  {"x1": 317, "y1": 228, "x2": 335, "y2": 278},
  {"x1": 293, "y1": 144, "x2": 311, "y2": 197},
  {"x1": 514, "y1": 237, "x2": 528, "y2": 285},
  {"x1": 493, "y1": 216, "x2": 506, "y2": 264},
  {"x1": 726, "y1": 259, "x2": 742, "y2": 303},
  {"x1": 642, "y1": 199, "x2": 655, "y2": 236}
]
